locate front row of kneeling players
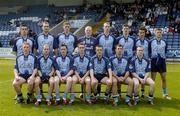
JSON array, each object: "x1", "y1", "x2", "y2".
[{"x1": 13, "y1": 42, "x2": 154, "y2": 106}]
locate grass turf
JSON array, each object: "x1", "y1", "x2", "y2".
[{"x1": 0, "y1": 59, "x2": 180, "y2": 116}]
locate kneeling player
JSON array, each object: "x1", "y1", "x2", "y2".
[
  {"x1": 72, "y1": 43, "x2": 91, "y2": 104},
  {"x1": 90, "y1": 45, "x2": 113, "y2": 102},
  {"x1": 130, "y1": 46, "x2": 155, "y2": 105},
  {"x1": 34, "y1": 44, "x2": 58, "y2": 106},
  {"x1": 110, "y1": 44, "x2": 133, "y2": 106},
  {"x1": 13, "y1": 42, "x2": 37, "y2": 104}
]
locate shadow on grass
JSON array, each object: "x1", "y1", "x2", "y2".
[{"x1": 16, "y1": 96, "x2": 180, "y2": 113}]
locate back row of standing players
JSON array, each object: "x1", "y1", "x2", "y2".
[{"x1": 13, "y1": 21, "x2": 171, "y2": 106}]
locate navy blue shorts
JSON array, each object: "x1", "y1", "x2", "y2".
[
  {"x1": 151, "y1": 57, "x2": 167, "y2": 73},
  {"x1": 94, "y1": 74, "x2": 107, "y2": 83},
  {"x1": 19, "y1": 74, "x2": 31, "y2": 81},
  {"x1": 41, "y1": 76, "x2": 50, "y2": 83}
]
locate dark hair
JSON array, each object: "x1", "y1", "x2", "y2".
[
  {"x1": 115, "y1": 44, "x2": 123, "y2": 49},
  {"x1": 60, "y1": 43, "x2": 68, "y2": 49},
  {"x1": 139, "y1": 26, "x2": 147, "y2": 32},
  {"x1": 95, "y1": 44, "x2": 103, "y2": 49}
]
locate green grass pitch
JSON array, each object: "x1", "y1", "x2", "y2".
[{"x1": 0, "y1": 59, "x2": 180, "y2": 116}]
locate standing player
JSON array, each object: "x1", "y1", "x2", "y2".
[
  {"x1": 97, "y1": 22, "x2": 115, "y2": 58},
  {"x1": 35, "y1": 21, "x2": 58, "y2": 57},
  {"x1": 13, "y1": 42, "x2": 37, "y2": 104},
  {"x1": 116, "y1": 24, "x2": 136, "y2": 60},
  {"x1": 78, "y1": 26, "x2": 98, "y2": 57},
  {"x1": 135, "y1": 26, "x2": 150, "y2": 97},
  {"x1": 34, "y1": 44, "x2": 58, "y2": 106},
  {"x1": 56, "y1": 21, "x2": 77, "y2": 55},
  {"x1": 72, "y1": 43, "x2": 91, "y2": 104},
  {"x1": 149, "y1": 28, "x2": 171, "y2": 100},
  {"x1": 110, "y1": 44, "x2": 133, "y2": 106},
  {"x1": 54, "y1": 44, "x2": 74, "y2": 104},
  {"x1": 13, "y1": 24, "x2": 35, "y2": 56},
  {"x1": 90, "y1": 45, "x2": 113, "y2": 102},
  {"x1": 130, "y1": 46, "x2": 155, "y2": 105}
]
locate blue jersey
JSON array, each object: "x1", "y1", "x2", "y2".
[
  {"x1": 129, "y1": 57, "x2": 150, "y2": 79},
  {"x1": 15, "y1": 54, "x2": 37, "y2": 75},
  {"x1": 13, "y1": 36, "x2": 35, "y2": 56},
  {"x1": 54, "y1": 55, "x2": 73, "y2": 76},
  {"x1": 57, "y1": 33, "x2": 77, "y2": 55},
  {"x1": 135, "y1": 38, "x2": 149, "y2": 59},
  {"x1": 35, "y1": 33, "x2": 58, "y2": 57},
  {"x1": 90, "y1": 55, "x2": 111, "y2": 75},
  {"x1": 78, "y1": 36, "x2": 98, "y2": 57},
  {"x1": 97, "y1": 33, "x2": 115, "y2": 58},
  {"x1": 73, "y1": 55, "x2": 90, "y2": 76},
  {"x1": 110, "y1": 55, "x2": 129, "y2": 77},
  {"x1": 116, "y1": 36, "x2": 135, "y2": 59},
  {"x1": 149, "y1": 38, "x2": 167, "y2": 59},
  {"x1": 37, "y1": 56, "x2": 54, "y2": 77}
]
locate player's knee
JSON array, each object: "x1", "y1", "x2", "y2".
[
  {"x1": 67, "y1": 77, "x2": 72, "y2": 83},
  {"x1": 91, "y1": 80, "x2": 98, "y2": 86},
  {"x1": 12, "y1": 80, "x2": 19, "y2": 87},
  {"x1": 85, "y1": 78, "x2": 91, "y2": 84},
  {"x1": 129, "y1": 79, "x2": 134, "y2": 86},
  {"x1": 49, "y1": 79, "x2": 54, "y2": 85},
  {"x1": 150, "y1": 81, "x2": 155, "y2": 88},
  {"x1": 106, "y1": 79, "x2": 112, "y2": 86}
]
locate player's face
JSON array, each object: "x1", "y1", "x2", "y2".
[
  {"x1": 23, "y1": 44, "x2": 30, "y2": 54},
  {"x1": 122, "y1": 26, "x2": 129, "y2": 36},
  {"x1": 43, "y1": 45, "x2": 50, "y2": 56},
  {"x1": 137, "y1": 47, "x2": 144, "y2": 58},
  {"x1": 60, "y1": 46, "x2": 67, "y2": 56},
  {"x1": 115, "y1": 46, "x2": 123, "y2": 55},
  {"x1": 20, "y1": 26, "x2": 28, "y2": 36},
  {"x1": 138, "y1": 30, "x2": 145, "y2": 39},
  {"x1": 155, "y1": 30, "x2": 162, "y2": 39},
  {"x1": 96, "y1": 47, "x2": 103, "y2": 57},
  {"x1": 85, "y1": 27, "x2": 92, "y2": 37},
  {"x1": 78, "y1": 45, "x2": 85, "y2": 54},
  {"x1": 103, "y1": 23, "x2": 110, "y2": 33},
  {"x1": 63, "y1": 25, "x2": 70, "y2": 33},
  {"x1": 42, "y1": 23, "x2": 49, "y2": 33}
]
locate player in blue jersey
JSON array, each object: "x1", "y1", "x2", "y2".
[
  {"x1": 56, "y1": 21, "x2": 77, "y2": 55},
  {"x1": 34, "y1": 44, "x2": 58, "y2": 106},
  {"x1": 97, "y1": 22, "x2": 115, "y2": 58},
  {"x1": 54, "y1": 44, "x2": 74, "y2": 105},
  {"x1": 90, "y1": 45, "x2": 113, "y2": 102},
  {"x1": 110, "y1": 44, "x2": 133, "y2": 106},
  {"x1": 116, "y1": 24, "x2": 136, "y2": 60},
  {"x1": 13, "y1": 24, "x2": 35, "y2": 56},
  {"x1": 135, "y1": 26, "x2": 150, "y2": 97},
  {"x1": 13, "y1": 42, "x2": 37, "y2": 104},
  {"x1": 72, "y1": 43, "x2": 91, "y2": 104},
  {"x1": 149, "y1": 28, "x2": 171, "y2": 100},
  {"x1": 78, "y1": 26, "x2": 98, "y2": 57},
  {"x1": 35, "y1": 21, "x2": 58, "y2": 57},
  {"x1": 130, "y1": 46, "x2": 155, "y2": 105}
]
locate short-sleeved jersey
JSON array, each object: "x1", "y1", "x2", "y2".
[
  {"x1": 110, "y1": 55, "x2": 129, "y2": 77},
  {"x1": 149, "y1": 38, "x2": 167, "y2": 59},
  {"x1": 90, "y1": 55, "x2": 111, "y2": 75},
  {"x1": 97, "y1": 33, "x2": 115, "y2": 58},
  {"x1": 15, "y1": 54, "x2": 37, "y2": 75},
  {"x1": 35, "y1": 33, "x2": 58, "y2": 57},
  {"x1": 37, "y1": 56, "x2": 54, "y2": 77},
  {"x1": 129, "y1": 57, "x2": 150, "y2": 79},
  {"x1": 78, "y1": 36, "x2": 98, "y2": 57},
  {"x1": 73, "y1": 54, "x2": 90, "y2": 76},
  {"x1": 116, "y1": 35, "x2": 135, "y2": 59},
  {"x1": 135, "y1": 38, "x2": 149, "y2": 59},
  {"x1": 54, "y1": 55, "x2": 73, "y2": 76},
  {"x1": 13, "y1": 36, "x2": 35, "y2": 56},
  {"x1": 57, "y1": 33, "x2": 77, "y2": 55}
]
